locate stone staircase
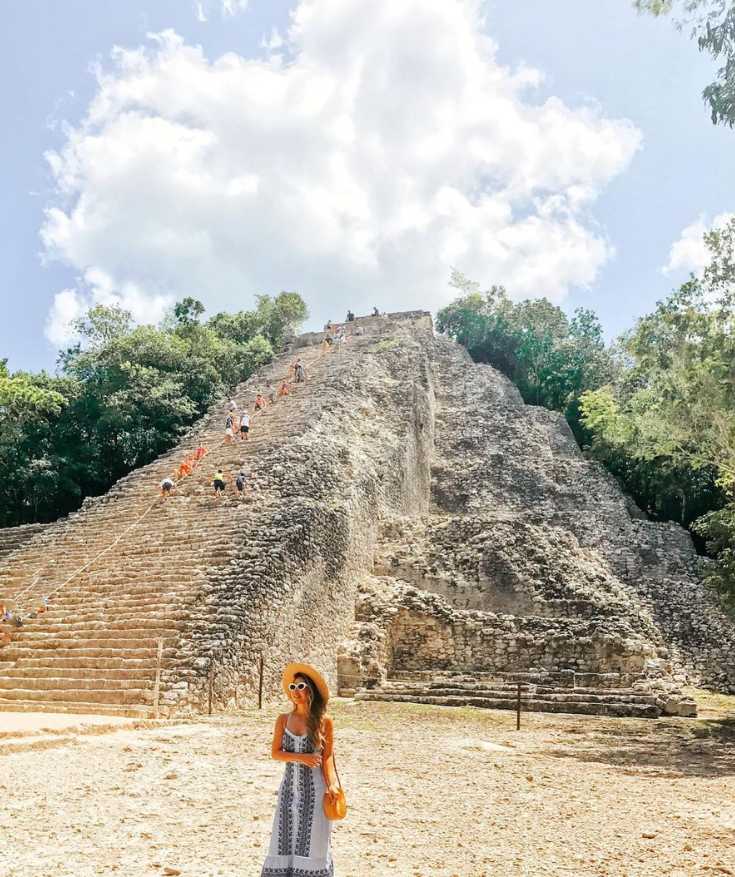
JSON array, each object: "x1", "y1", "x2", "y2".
[
  {"x1": 353, "y1": 671, "x2": 679, "y2": 719},
  {"x1": 0, "y1": 340, "x2": 343, "y2": 716}
]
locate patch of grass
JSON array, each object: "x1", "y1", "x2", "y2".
[
  {"x1": 371, "y1": 337, "x2": 398, "y2": 353},
  {"x1": 685, "y1": 686, "x2": 735, "y2": 716}
]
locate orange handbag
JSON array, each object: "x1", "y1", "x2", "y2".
[{"x1": 323, "y1": 751, "x2": 347, "y2": 820}]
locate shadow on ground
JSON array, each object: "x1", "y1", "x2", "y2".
[{"x1": 546, "y1": 716, "x2": 735, "y2": 778}]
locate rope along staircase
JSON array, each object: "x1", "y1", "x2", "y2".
[{"x1": 0, "y1": 341, "x2": 338, "y2": 716}]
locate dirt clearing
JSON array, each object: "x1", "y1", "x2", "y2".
[{"x1": 1, "y1": 691, "x2": 733, "y2": 877}]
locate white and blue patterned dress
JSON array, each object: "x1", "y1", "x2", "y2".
[{"x1": 260, "y1": 726, "x2": 335, "y2": 877}]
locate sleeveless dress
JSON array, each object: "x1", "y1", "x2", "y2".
[{"x1": 260, "y1": 726, "x2": 335, "y2": 877}]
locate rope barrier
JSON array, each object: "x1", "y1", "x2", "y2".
[
  {"x1": 3, "y1": 347, "x2": 323, "y2": 625},
  {"x1": 8, "y1": 496, "x2": 161, "y2": 617},
  {"x1": 8, "y1": 564, "x2": 46, "y2": 604}
]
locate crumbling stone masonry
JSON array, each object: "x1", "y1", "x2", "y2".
[{"x1": 0, "y1": 312, "x2": 733, "y2": 719}]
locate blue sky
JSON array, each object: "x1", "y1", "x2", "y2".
[{"x1": 1, "y1": 0, "x2": 731, "y2": 373}]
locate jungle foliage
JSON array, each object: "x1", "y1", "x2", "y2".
[{"x1": 636, "y1": 0, "x2": 735, "y2": 127}]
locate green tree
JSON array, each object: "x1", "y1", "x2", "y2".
[
  {"x1": 636, "y1": 0, "x2": 735, "y2": 126},
  {"x1": 436, "y1": 271, "x2": 614, "y2": 427},
  {"x1": 580, "y1": 216, "x2": 735, "y2": 596},
  {"x1": 173, "y1": 297, "x2": 206, "y2": 327}
]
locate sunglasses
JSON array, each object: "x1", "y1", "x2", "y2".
[{"x1": 288, "y1": 682, "x2": 309, "y2": 692}]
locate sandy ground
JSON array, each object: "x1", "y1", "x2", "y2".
[{"x1": 1, "y1": 692, "x2": 733, "y2": 877}]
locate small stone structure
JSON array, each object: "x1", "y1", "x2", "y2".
[{"x1": 0, "y1": 312, "x2": 732, "y2": 718}]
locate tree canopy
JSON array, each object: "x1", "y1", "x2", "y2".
[
  {"x1": 636, "y1": 0, "x2": 735, "y2": 126},
  {"x1": 436, "y1": 270, "x2": 614, "y2": 431}
]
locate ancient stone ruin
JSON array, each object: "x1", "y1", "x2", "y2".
[{"x1": 0, "y1": 312, "x2": 733, "y2": 719}]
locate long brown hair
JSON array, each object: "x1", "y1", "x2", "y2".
[{"x1": 295, "y1": 672, "x2": 327, "y2": 751}]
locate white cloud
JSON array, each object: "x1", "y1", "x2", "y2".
[
  {"x1": 221, "y1": 0, "x2": 248, "y2": 16},
  {"x1": 42, "y1": 0, "x2": 641, "y2": 345},
  {"x1": 194, "y1": 0, "x2": 247, "y2": 21},
  {"x1": 260, "y1": 27, "x2": 284, "y2": 51},
  {"x1": 662, "y1": 212, "x2": 735, "y2": 276},
  {"x1": 44, "y1": 269, "x2": 173, "y2": 346},
  {"x1": 45, "y1": 288, "x2": 86, "y2": 348}
]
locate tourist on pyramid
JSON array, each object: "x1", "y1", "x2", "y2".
[
  {"x1": 160, "y1": 476, "x2": 175, "y2": 498},
  {"x1": 267, "y1": 385, "x2": 276, "y2": 405},
  {"x1": 228, "y1": 398, "x2": 238, "y2": 413},
  {"x1": 254, "y1": 392, "x2": 266, "y2": 412},
  {"x1": 239, "y1": 409, "x2": 250, "y2": 440},
  {"x1": 372, "y1": 306, "x2": 379, "y2": 316},
  {"x1": 225, "y1": 413, "x2": 235, "y2": 444},
  {"x1": 278, "y1": 380, "x2": 290, "y2": 397},
  {"x1": 212, "y1": 470, "x2": 226, "y2": 497},
  {"x1": 346, "y1": 309, "x2": 354, "y2": 322},
  {"x1": 177, "y1": 459, "x2": 192, "y2": 479},
  {"x1": 194, "y1": 444, "x2": 208, "y2": 462},
  {"x1": 235, "y1": 469, "x2": 249, "y2": 497},
  {"x1": 294, "y1": 359, "x2": 306, "y2": 383},
  {"x1": 260, "y1": 663, "x2": 343, "y2": 877}
]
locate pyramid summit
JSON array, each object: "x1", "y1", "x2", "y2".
[{"x1": 0, "y1": 311, "x2": 733, "y2": 718}]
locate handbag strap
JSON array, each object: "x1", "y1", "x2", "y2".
[
  {"x1": 322, "y1": 748, "x2": 342, "y2": 790},
  {"x1": 331, "y1": 751, "x2": 342, "y2": 789}
]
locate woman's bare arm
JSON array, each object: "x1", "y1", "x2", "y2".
[
  {"x1": 270, "y1": 714, "x2": 322, "y2": 767},
  {"x1": 321, "y1": 716, "x2": 338, "y2": 789}
]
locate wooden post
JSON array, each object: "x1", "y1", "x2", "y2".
[
  {"x1": 516, "y1": 682, "x2": 522, "y2": 730},
  {"x1": 208, "y1": 664, "x2": 214, "y2": 716},
  {"x1": 152, "y1": 638, "x2": 164, "y2": 719},
  {"x1": 258, "y1": 653, "x2": 264, "y2": 709}
]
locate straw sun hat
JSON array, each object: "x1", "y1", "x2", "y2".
[{"x1": 282, "y1": 662, "x2": 330, "y2": 703}]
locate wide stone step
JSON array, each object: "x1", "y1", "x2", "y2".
[
  {"x1": 20, "y1": 608, "x2": 192, "y2": 625},
  {"x1": 29, "y1": 586, "x2": 199, "y2": 603},
  {"x1": 0, "y1": 674, "x2": 154, "y2": 691},
  {"x1": 0, "y1": 686, "x2": 154, "y2": 705},
  {"x1": 1, "y1": 645, "x2": 174, "y2": 660},
  {"x1": 9, "y1": 628, "x2": 180, "y2": 643},
  {"x1": 11, "y1": 620, "x2": 187, "y2": 635},
  {"x1": 355, "y1": 691, "x2": 661, "y2": 718},
  {"x1": 374, "y1": 684, "x2": 659, "y2": 706},
  {"x1": 0, "y1": 699, "x2": 154, "y2": 718},
  {"x1": 3, "y1": 664, "x2": 159, "y2": 680},
  {"x1": 9, "y1": 655, "x2": 161, "y2": 670}
]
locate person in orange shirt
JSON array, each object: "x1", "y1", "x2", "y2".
[
  {"x1": 178, "y1": 460, "x2": 193, "y2": 479},
  {"x1": 194, "y1": 445, "x2": 208, "y2": 461},
  {"x1": 254, "y1": 392, "x2": 267, "y2": 412},
  {"x1": 278, "y1": 380, "x2": 290, "y2": 397}
]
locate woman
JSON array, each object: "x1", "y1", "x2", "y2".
[{"x1": 261, "y1": 663, "x2": 340, "y2": 877}]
